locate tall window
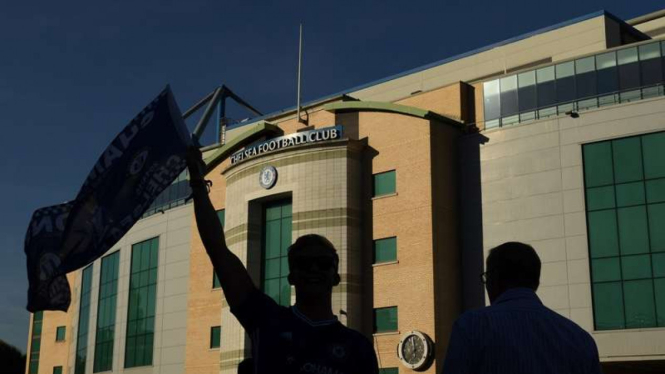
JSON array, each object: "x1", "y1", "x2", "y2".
[
  {"x1": 213, "y1": 210, "x2": 225, "y2": 289},
  {"x1": 262, "y1": 200, "x2": 292, "y2": 307},
  {"x1": 583, "y1": 131, "x2": 665, "y2": 330},
  {"x1": 93, "y1": 251, "x2": 120, "y2": 372},
  {"x1": 53, "y1": 366, "x2": 63, "y2": 374},
  {"x1": 55, "y1": 326, "x2": 66, "y2": 342},
  {"x1": 125, "y1": 238, "x2": 159, "y2": 368},
  {"x1": 28, "y1": 311, "x2": 43, "y2": 374},
  {"x1": 373, "y1": 171, "x2": 396, "y2": 197},
  {"x1": 374, "y1": 237, "x2": 397, "y2": 264},
  {"x1": 210, "y1": 326, "x2": 221, "y2": 349},
  {"x1": 75, "y1": 266, "x2": 93, "y2": 374},
  {"x1": 374, "y1": 306, "x2": 398, "y2": 333}
]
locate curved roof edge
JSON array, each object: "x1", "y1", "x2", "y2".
[
  {"x1": 323, "y1": 101, "x2": 464, "y2": 128},
  {"x1": 203, "y1": 120, "x2": 283, "y2": 173}
]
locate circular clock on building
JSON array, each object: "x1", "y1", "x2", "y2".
[
  {"x1": 397, "y1": 330, "x2": 433, "y2": 371},
  {"x1": 259, "y1": 165, "x2": 278, "y2": 189}
]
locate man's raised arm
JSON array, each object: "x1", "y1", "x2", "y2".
[{"x1": 187, "y1": 147, "x2": 256, "y2": 309}]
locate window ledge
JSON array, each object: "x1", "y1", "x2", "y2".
[
  {"x1": 208, "y1": 348, "x2": 221, "y2": 351},
  {"x1": 373, "y1": 260, "x2": 399, "y2": 268},
  {"x1": 373, "y1": 331, "x2": 400, "y2": 337},
  {"x1": 372, "y1": 193, "x2": 398, "y2": 201},
  {"x1": 592, "y1": 326, "x2": 665, "y2": 334}
]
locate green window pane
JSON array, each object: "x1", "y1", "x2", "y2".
[
  {"x1": 75, "y1": 266, "x2": 93, "y2": 374},
  {"x1": 210, "y1": 326, "x2": 221, "y2": 348},
  {"x1": 593, "y1": 282, "x2": 625, "y2": 330},
  {"x1": 281, "y1": 219, "x2": 292, "y2": 256},
  {"x1": 624, "y1": 280, "x2": 657, "y2": 328},
  {"x1": 266, "y1": 205, "x2": 282, "y2": 221},
  {"x1": 374, "y1": 306, "x2": 398, "y2": 333},
  {"x1": 53, "y1": 367, "x2": 62, "y2": 374},
  {"x1": 616, "y1": 182, "x2": 645, "y2": 207},
  {"x1": 281, "y1": 257, "x2": 289, "y2": 276},
  {"x1": 643, "y1": 132, "x2": 665, "y2": 179},
  {"x1": 588, "y1": 210, "x2": 619, "y2": 258},
  {"x1": 265, "y1": 258, "x2": 281, "y2": 279},
  {"x1": 584, "y1": 142, "x2": 614, "y2": 187},
  {"x1": 654, "y1": 279, "x2": 665, "y2": 327},
  {"x1": 380, "y1": 369, "x2": 399, "y2": 374},
  {"x1": 586, "y1": 186, "x2": 615, "y2": 211},
  {"x1": 592, "y1": 257, "x2": 621, "y2": 282},
  {"x1": 621, "y1": 254, "x2": 652, "y2": 280},
  {"x1": 653, "y1": 253, "x2": 665, "y2": 277},
  {"x1": 282, "y1": 204, "x2": 292, "y2": 218},
  {"x1": 265, "y1": 220, "x2": 281, "y2": 259},
  {"x1": 374, "y1": 171, "x2": 396, "y2": 197},
  {"x1": 374, "y1": 237, "x2": 397, "y2": 264},
  {"x1": 56, "y1": 326, "x2": 66, "y2": 342},
  {"x1": 280, "y1": 277, "x2": 291, "y2": 307},
  {"x1": 649, "y1": 203, "x2": 665, "y2": 252},
  {"x1": 613, "y1": 137, "x2": 643, "y2": 183},
  {"x1": 216, "y1": 209, "x2": 225, "y2": 227},
  {"x1": 213, "y1": 273, "x2": 221, "y2": 289},
  {"x1": 646, "y1": 179, "x2": 665, "y2": 203},
  {"x1": 618, "y1": 206, "x2": 649, "y2": 255}
]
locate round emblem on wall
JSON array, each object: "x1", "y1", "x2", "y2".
[
  {"x1": 397, "y1": 330, "x2": 433, "y2": 371},
  {"x1": 259, "y1": 166, "x2": 278, "y2": 189}
]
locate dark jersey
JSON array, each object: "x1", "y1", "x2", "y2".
[{"x1": 231, "y1": 291, "x2": 379, "y2": 374}]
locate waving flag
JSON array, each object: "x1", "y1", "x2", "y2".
[{"x1": 25, "y1": 86, "x2": 191, "y2": 312}]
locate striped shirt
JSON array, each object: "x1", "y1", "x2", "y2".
[{"x1": 442, "y1": 288, "x2": 601, "y2": 374}]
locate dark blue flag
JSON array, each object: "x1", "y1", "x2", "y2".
[{"x1": 25, "y1": 86, "x2": 191, "y2": 312}]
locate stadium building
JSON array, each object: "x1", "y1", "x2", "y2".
[{"x1": 25, "y1": 8, "x2": 665, "y2": 374}]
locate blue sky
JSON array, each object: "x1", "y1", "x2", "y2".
[{"x1": 1, "y1": 0, "x2": 662, "y2": 352}]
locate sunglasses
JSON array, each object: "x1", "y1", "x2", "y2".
[{"x1": 293, "y1": 256, "x2": 335, "y2": 271}]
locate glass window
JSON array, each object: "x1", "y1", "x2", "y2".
[
  {"x1": 262, "y1": 200, "x2": 292, "y2": 307},
  {"x1": 75, "y1": 266, "x2": 93, "y2": 374},
  {"x1": 217, "y1": 209, "x2": 225, "y2": 228},
  {"x1": 593, "y1": 282, "x2": 625, "y2": 330},
  {"x1": 518, "y1": 71, "x2": 537, "y2": 112},
  {"x1": 483, "y1": 80, "x2": 501, "y2": 122},
  {"x1": 643, "y1": 132, "x2": 665, "y2": 179},
  {"x1": 213, "y1": 273, "x2": 221, "y2": 289},
  {"x1": 53, "y1": 366, "x2": 63, "y2": 374},
  {"x1": 622, "y1": 254, "x2": 651, "y2": 280},
  {"x1": 616, "y1": 182, "x2": 644, "y2": 207},
  {"x1": 210, "y1": 326, "x2": 221, "y2": 349},
  {"x1": 583, "y1": 142, "x2": 614, "y2": 187},
  {"x1": 618, "y1": 47, "x2": 641, "y2": 91},
  {"x1": 374, "y1": 171, "x2": 396, "y2": 197},
  {"x1": 556, "y1": 62, "x2": 576, "y2": 104},
  {"x1": 125, "y1": 238, "x2": 159, "y2": 368},
  {"x1": 28, "y1": 311, "x2": 43, "y2": 374},
  {"x1": 649, "y1": 203, "x2": 665, "y2": 252},
  {"x1": 536, "y1": 66, "x2": 556, "y2": 109},
  {"x1": 612, "y1": 137, "x2": 643, "y2": 183},
  {"x1": 584, "y1": 132, "x2": 665, "y2": 331},
  {"x1": 596, "y1": 52, "x2": 618, "y2": 95},
  {"x1": 591, "y1": 257, "x2": 621, "y2": 282},
  {"x1": 94, "y1": 251, "x2": 120, "y2": 372},
  {"x1": 586, "y1": 186, "x2": 615, "y2": 211},
  {"x1": 56, "y1": 326, "x2": 66, "y2": 342},
  {"x1": 374, "y1": 306, "x2": 398, "y2": 333},
  {"x1": 576, "y1": 56, "x2": 596, "y2": 100},
  {"x1": 588, "y1": 210, "x2": 619, "y2": 258},
  {"x1": 618, "y1": 206, "x2": 649, "y2": 255},
  {"x1": 624, "y1": 280, "x2": 656, "y2": 328},
  {"x1": 374, "y1": 237, "x2": 397, "y2": 264},
  {"x1": 500, "y1": 75, "x2": 518, "y2": 117},
  {"x1": 639, "y1": 43, "x2": 663, "y2": 87}
]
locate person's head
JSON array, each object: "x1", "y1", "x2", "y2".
[
  {"x1": 484, "y1": 242, "x2": 541, "y2": 304},
  {"x1": 287, "y1": 234, "x2": 340, "y2": 299}
]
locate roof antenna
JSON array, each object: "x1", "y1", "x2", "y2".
[{"x1": 296, "y1": 23, "x2": 308, "y2": 125}]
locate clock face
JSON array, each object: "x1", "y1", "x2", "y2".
[
  {"x1": 402, "y1": 335, "x2": 426, "y2": 364},
  {"x1": 397, "y1": 330, "x2": 432, "y2": 370}
]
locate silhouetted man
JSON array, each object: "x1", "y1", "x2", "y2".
[
  {"x1": 442, "y1": 242, "x2": 601, "y2": 374},
  {"x1": 187, "y1": 148, "x2": 378, "y2": 374}
]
